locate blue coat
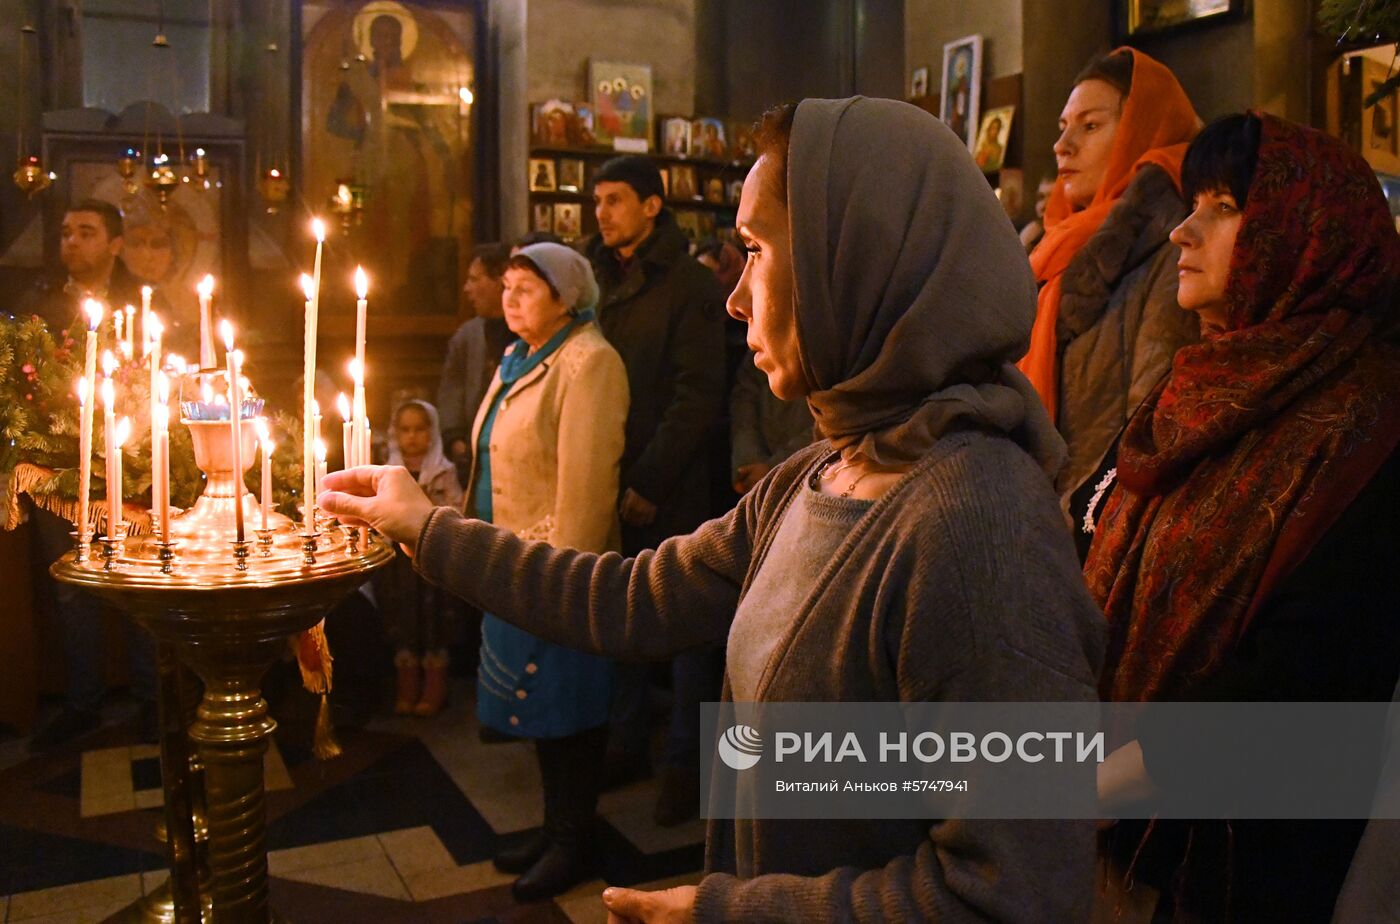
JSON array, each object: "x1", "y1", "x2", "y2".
[{"x1": 469, "y1": 318, "x2": 626, "y2": 738}]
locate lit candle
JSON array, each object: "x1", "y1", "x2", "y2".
[
  {"x1": 155, "y1": 372, "x2": 171, "y2": 544},
  {"x1": 197, "y1": 274, "x2": 216, "y2": 369},
  {"x1": 256, "y1": 418, "x2": 273, "y2": 531},
  {"x1": 140, "y1": 286, "x2": 153, "y2": 355},
  {"x1": 336, "y1": 393, "x2": 353, "y2": 468},
  {"x1": 300, "y1": 271, "x2": 317, "y2": 532},
  {"x1": 123, "y1": 305, "x2": 135, "y2": 354},
  {"x1": 113, "y1": 307, "x2": 124, "y2": 353},
  {"x1": 77, "y1": 301, "x2": 103, "y2": 543},
  {"x1": 222, "y1": 321, "x2": 245, "y2": 543},
  {"x1": 109, "y1": 416, "x2": 130, "y2": 541},
  {"x1": 101, "y1": 357, "x2": 118, "y2": 539},
  {"x1": 147, "y1": 313, "x2": 163, "y2": 431}
]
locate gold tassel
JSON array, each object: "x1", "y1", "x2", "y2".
[
  {"x1": 296, "y1": 620, "x2": 340, "y2": 760},
  {"x1": 312, "y1": 693, "x2": 342, "y2": 760}
]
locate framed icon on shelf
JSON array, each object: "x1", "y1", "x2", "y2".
[
  {"x1": 528, "y1": 158, "x2": 556, "y2": 192},
  {"x1": 558, "y1": 158, "x2": 585, "y2": 192},
  {"x1": 553, "y1": 202, "x2": 583, "y2": 240}
]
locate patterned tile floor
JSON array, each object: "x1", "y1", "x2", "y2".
[{"x1": 0, "y1": 681, "x2": 704, "y2": 922}]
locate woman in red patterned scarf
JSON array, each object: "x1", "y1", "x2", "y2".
[{"x1": 1088, "y1": 112, "x2": 1400, "y2": 921}]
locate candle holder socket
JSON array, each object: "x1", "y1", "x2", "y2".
[
  {"x1": 155, "y1": 540, "x2": 178, "y2": 574},
  {"x1": 254, "y1": 528, "x2": 274, "y2": 557},
  {"x1": 99, "y1": 536, "x2": 121, "y2": 570},
  {"x1": 231, "y1": 539, "x2": 251, "y2": 572},
  {"x1": 300, "y1": 532, "x2": 321, "y2": 566}
]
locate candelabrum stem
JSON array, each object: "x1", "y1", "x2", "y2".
[
  {"x1": 231, "y1": 540, "x2": 251, "y2": 572},
  {"x1": 345, "y1": 527, "x2": 360, "y2": 556}
]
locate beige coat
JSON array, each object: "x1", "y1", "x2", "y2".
[{"x1": 468, "y1": 322, "x2": 629, "y2": 553}]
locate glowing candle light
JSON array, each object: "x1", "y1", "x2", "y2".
[
  {"x1": 123, "y1": 305, "x2": 135, "y2": 354},
  {"x1": 197, "y1": 275, "x2": 216, "y2": 369},
  {"x1": 77, "y1": 301, "x2": 103, "y2": 544},
  {"x1": 222, "y1": 321, "x2": 245, "y2": 543},
  {"x1": 336, "y1": 393, "x2": 353, "y2": 469},
  {"x1": 256, "y1": 418, "x2": 273, "y2": 531},
  {"x1": 113, "y1": 307, "x2": 124, "y2": 352}
]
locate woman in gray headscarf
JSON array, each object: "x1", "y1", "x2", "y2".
[{"x1": 321, "y1": 97, "x2": 1104, "y2": 923}]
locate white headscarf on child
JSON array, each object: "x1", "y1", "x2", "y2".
[{"x1": 387, "y1": 399, "x2": 455, "y2": 488}]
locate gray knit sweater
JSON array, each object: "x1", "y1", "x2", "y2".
[{"x1": 414, "y1": 432, "x2": 1106, "y2": 922}]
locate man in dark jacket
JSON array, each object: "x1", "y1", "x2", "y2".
[
  {"x1": 18, "y1": 199, "x2": 157, "y2": 750},
  {"x1": 585, "y1": 157, "x2": 727, "y2": 815}
]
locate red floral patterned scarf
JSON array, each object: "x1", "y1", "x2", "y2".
[{"x1": 1087, "y1": 113, "x2": 1400, "y2": 703}]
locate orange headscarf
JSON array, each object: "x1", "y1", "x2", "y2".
[{"x1": 1018, "y1": 48, "x2": 1199, "y2": 421}]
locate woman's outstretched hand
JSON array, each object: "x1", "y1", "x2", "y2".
[{"x1": 319, "y1": 466, "x2": 436, "y2": 553}]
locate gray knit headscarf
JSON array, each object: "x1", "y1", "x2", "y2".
[{"x1": 789, "y1": 96, "x2": 1065, "y2": 474}]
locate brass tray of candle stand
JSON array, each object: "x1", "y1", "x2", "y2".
[{"x1": 53, "y1": 526, "x2": 393, "y2": 924}]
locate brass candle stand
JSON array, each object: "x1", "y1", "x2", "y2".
[{"x1": 52, "y1": 424, "x2": 391, "y2": 923}]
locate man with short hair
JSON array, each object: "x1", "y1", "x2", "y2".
[
  {"x1": 20, "y1": 199, "x2": 156, "y2": 750},
  {"x1": 438, "y1": 242, "x2": 514, "y2": 475},
  {"x1": 585, "y1": 156, "x2": 727, "y2": 820},
  {"x1": 21, "y1": 200, "x2": 144, "y2": 334}
]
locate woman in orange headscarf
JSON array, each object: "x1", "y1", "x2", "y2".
[{"x1": 1018, "y1": 49, "x2": 1200, "y2": 557}]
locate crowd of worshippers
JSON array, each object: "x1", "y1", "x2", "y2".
[{"x1": 21, "y1": 44, "x2": 1400, "y2": 921}]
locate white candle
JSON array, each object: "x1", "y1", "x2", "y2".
[
  {"x1": 147, "y1": 315, "x2": 164, "y2": 535},
  {"x1": 354, "y1": 265, "x2": 368, "y2": 423},
  {"x1": 101, "y1": 361, "x2": 118, "y2": 540},
  {"x1": 123, "y1": 305, "x2": 135, "y2": 354},
  {"x1": 349, "y1": 357, "x2": 367, "y2": 470},
  {"x1": 222, "y1": 322, "x2": 245, "y2": 543},
  {"x1": 155, "y1": 372, "x2": 171, "y2": 544},
  {"x1": 113, "y1": 308, "x2": 124, "y2": 352},
  {"x1": 337, "y1": 393, "x2": 353, "y2": 468},
  {"x1": 256, "y1": 418, "x2": 273, "y2": 531},
  {"x1": 300, "y1": 272, "x2": 317, "y2": 532},
  {"x1": 197, "y1": 275, "x2": 216, "y2": 369},
  {"x1": 140, "y1": 286, "x2": 152, "y2": 356},
  {"x1": 314, "y1": 439, "x2": 328, "y2": 499},
  {"x1": 77, "y1": 301, "x2": 103, "y2": 543}
]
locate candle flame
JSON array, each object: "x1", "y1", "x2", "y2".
[
  {"x1": 299, "y1": 273, "x2": 315, "y2": 302},
  {"x1": 102, "y1": 350, "x2": 115, "y2": 376},
  {"x1": 157, "y1": 371, "x2": 170, "y2": 403},
  {"x1": 311, "y1": 218, "x2": 326, "y2": 242},
  {"x1": 255, "y1": 417, "x2": 270, "y2": 441},
  {"x1": 101, "y1": 377, "x2": 115, "y2": 408},
  {"x1": 141, "y1": 285, "x2": 153, "y2": 299},
  {"x1": 154, "y1": 403, "x2": 168, "y2": 428},
  {"x1": 314, "y1": 439, "x2": 328, "y2": 462},
  {"x1": 165, "y1": 353, "x2": 185, "y2": 374},
  {"x1": 124, "y1": 304, "x2": 134, "y2": 319},
  {"x1": 197, "y1": 274, "x2": 215, "y2": 299},
  {"x1": 220, "y1": 319, "x2": 235, "y2": 351},
  {"x1": 262, "y1": 437, "x2": 275, "y2": 454},
  {"x1": 84, "y1": 299, "x2": 104, "y2": 331},
  {"x1": 114, "y1": 417, "x2": 131, "y2": 448},
  {"x1": 348, "y1": 357, "x2": 364, "y2": 384},
  {"x1": 147, "y1": 314, "x2": 164, "y2": 339},
  {"x1": 232, "y1": 350, "x2": 244, "y2": 366},
  {"x1": 77, "y1": 376, "x2": 88, "y2": 404},
  {"x1": 336, "y1": 393, "x2": 351, "y2": 420},
  {"x1": 312, "y1": 399, "x2": 321, "y2": 417},
  {"x1": 354, "y1": 266, "x2": 368, "y2": 299}
]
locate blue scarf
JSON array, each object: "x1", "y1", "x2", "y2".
[{"x1": 473, "y1": 310, "x2": 595, "y2": 523}]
